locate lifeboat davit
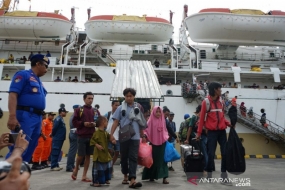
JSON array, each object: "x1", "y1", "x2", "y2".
[
  {"x1": 185, "y1": 8, "x2": 285, "y2": 46},
  {"x1": 0, "y1": 10, "x2": 72, "y2": 40},
  {"x1": 85, "y1": 15, "x2": 174, "y2": 44}
]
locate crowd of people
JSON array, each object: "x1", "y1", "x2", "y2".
[{"x1": 0, "y1": 53, "x2": 272, "y2": 190}]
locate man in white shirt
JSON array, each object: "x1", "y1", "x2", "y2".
[{"x1": 105, "y1": 100, "x2": 120, "y2": 177}]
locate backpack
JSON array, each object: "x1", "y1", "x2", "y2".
[
  {"x1": 107, "y1": 111, "x2": 111, "y2": 121},
  {"x1": 0, "y1": 108, "x2": 3, "y2": 119},
  {"x1": 179, "y1": 118, "x2": 191, "y2": 140},
  {"x1": 204, "y1": 97, "x2": 224, "y2": 121},
  {"x1": 78, "y1": 106, "x2": 95, "y2": 120}
]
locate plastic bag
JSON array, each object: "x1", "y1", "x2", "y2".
[
  {"x1": 164, "y1": 141, "x2": 181, "y2": 163},
  {"x1": 137, "y1": 142, "x2": 153, "y2": 168},
  {"x1": 226, "y1": 128, "x2": 246, "y2": 175}
]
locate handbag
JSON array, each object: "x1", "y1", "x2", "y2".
[{"x1": 119, "y1": 121, "x2": 136, "y2": 143}]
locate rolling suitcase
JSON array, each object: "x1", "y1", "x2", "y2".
[
  {"x1": 184, "y1": 140, "x2": 205, "y2": 179},
  {"x1": 180, "y1": 144, "x2": 192, "y2": 168}
]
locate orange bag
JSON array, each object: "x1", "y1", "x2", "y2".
[{"x1": 137, "y1": 141, "x2": 153, "y2": 168}]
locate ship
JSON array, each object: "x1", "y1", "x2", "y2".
[{"x1": 0, "y1": 2, "x2": 284, "y2": 157}]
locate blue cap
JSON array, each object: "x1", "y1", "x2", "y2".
[
  {"x1": 73, "y1": 105, "x2": 80, "y2": 109},
  {"x1": 31, "y1": 54, "x2": 50, "y2": 65},
  {"x1": 184, "y1": 114, "x2": 190, "y2": 120}
]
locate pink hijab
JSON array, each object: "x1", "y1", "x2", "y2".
[{"x1": 144, "y1": 106, "x2": 169, "y2": 145}]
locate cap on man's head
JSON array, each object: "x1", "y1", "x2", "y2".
[
  {"x1": 73, "y1": 105, "x2": 80, "y2": 109},
  {"x1": 58, "y1": 107, "x2": 68, "y2": 114},
  {"x1": 184, "y1": 114, "x2": 190, "y2": 120},
  {"x1": 48, "y1": 112, "x2": 56, "y2": 116},
  {"x1": 31, "y1": 54, "x2": 50, "y2": 65},
  {"x1": 170, "y1": 112, "x2": 175, "y2": 115},
  {"x1": 58, "y1": 103, "x2": 68, "y2": 114}
]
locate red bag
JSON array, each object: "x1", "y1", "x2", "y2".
[{"x1": 137, "y1": 142, "x2": 153, "y2": 168}]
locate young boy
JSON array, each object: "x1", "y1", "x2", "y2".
[{"x1": 90, "y1": 116, "x2": 116, "y2": 187}]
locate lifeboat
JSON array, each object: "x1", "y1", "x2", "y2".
[
  {"x1": 0, "y1": 10, "x2": 72, "y2": 40},
  {"x1": 184, "y1": 8, "x2": 285, "y2": 46},
  {"x1": 85, "y1": 15, "x2": 174, "y2": 44}
]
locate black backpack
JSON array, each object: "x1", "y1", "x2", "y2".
[
  {"x1": 0, "y1": 108, "x2": 3, "y2": 119},
  {"x1": 226, "y1": 128, "x2": 246, "y2": 175}
]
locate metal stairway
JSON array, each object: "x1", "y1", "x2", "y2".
[
  {"x1": 233, "y1": 104, "x2": 285, "y2": 145},
  {"x1": 195, "y1": 92, "x2": 285, "y2": 145}
]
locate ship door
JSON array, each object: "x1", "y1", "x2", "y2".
[{"x1": 200, "y1": 50, "x2": 206, "y2": 59}]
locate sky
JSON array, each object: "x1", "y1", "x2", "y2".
[{"x1": 13, "y1": 0, "x2": 285, "y2": 43}]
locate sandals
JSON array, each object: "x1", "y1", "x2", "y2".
[
  {"x1": 105, "y1": 181, "x2": 110, "y2": 185},
  {"x1": 71, "y1": 174, "x2": 77, "y2": 180},
  {"x1": 122, "y1": 180, "x2": 129, "y2": 184},
  {"x1": 82, "y1": 178, "x2": 92, "y2": 182},
  {"x1": 129, "y1": 182, "x2": 142, "y2": 188},
  {"x1": 163, "y1": 179, "x2": 169, "y2": 184},
  {"x1": 90, "y1": 184, "x2": 101, "y2": 187}
]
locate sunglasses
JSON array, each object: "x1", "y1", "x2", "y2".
[{"x1": 43, "y1": 63, "x2": 48, "y2": 69}]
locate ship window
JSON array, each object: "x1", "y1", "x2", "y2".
[
  {"x1": 139, "y1": 50, "x2": 145, "y2": 54},
  {"x1": 178, "y1": 48, "x2": 181, "y2": 55},
  {"x1": 270, "y1": 53, "x2": 275, "y2": 57},
  {"x1": 109, "y1": 49, "x2": 112, "y2": 53},
  {"x1": 151, "y1": 45, "x2": 157, "y2": 51},
  {"x1": 133, "y1": 50, "x2": 138, "y2": 54},
  {"x1": 200, "y1": 50, "x2": 206, "y2": 59},
  {"x1": 163, "y1": 48, "x2": 167, "y2": 54},
  {"x1": 212, "y1": 48, "x2": 215, "y2": 52}
]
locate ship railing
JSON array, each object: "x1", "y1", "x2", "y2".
[{"x1": 203, "y1": 52, "x2": 281, "y2": 61}]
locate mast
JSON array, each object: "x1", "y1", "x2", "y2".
[
  {"x1": 169, "y1": 10, "x2": 174, "y2": 24},
  {"x1": 87, "y1": 7, "x2": 91, "y2": 20}
]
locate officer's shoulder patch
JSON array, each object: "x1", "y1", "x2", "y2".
[{"x1": 14, "y1": 75, "x2": 23, "y2": 83}]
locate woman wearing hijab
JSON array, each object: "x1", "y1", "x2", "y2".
[
  {"x1": 142, "y1": 106, "x2": 170, "y2": 184},
  {"x1": 240, "y1": 102, "x2": 246, "y2": 117}
]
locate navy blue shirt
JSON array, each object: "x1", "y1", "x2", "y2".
[
  {"x1": 9, "y1": 69, "x2": 47, "y2": 110},
  {"x1": 52, "y1": 115, "x2": 66, "y2": 141},
  {"x1": 169, "y1": 120, "x2": 176, "y2": 142}
]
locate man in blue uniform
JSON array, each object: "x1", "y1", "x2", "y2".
[
  {"x1": 51, "y1": 105, "x2": 68, "y2": 171},
  {"x1": 6, "y1": 54, "x2": 49, "y2": 162}
]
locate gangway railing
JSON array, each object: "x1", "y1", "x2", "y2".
[
  {"x1": 232, "y1": 103, "x2": 285, "y2": 144},
  {"x1": 98, "y1": 46, "x2": 116, "y2": 64}
]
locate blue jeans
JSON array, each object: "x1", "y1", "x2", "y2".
[
  {"x1": 66, "y1": 133, "x2": 78, "y2": 170},
  {"x1": 51, "y1": 140, "x2": 64, "y2": 169},
  {"x1": 206, "y1": 130, "x2": 227, "y2": 176},
  {"x1": 200, "y1": 134, "x2": 208, "y2": 171}
]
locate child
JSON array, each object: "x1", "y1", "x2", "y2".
[{"x1": 90, "y1": 116, "x2": 116, "y2": 187}]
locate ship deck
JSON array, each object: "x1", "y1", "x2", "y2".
[{"x1": 1, "y1": 157, "x2": 282, "y2": 190}]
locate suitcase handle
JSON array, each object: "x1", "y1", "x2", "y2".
[{"x1": 191, "y1": 138, "x2": 202, "y2": 156}]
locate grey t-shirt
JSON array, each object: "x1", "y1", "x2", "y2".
[{"x1": 112, "y1": 104, "x2": 140, "y2": 140}]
